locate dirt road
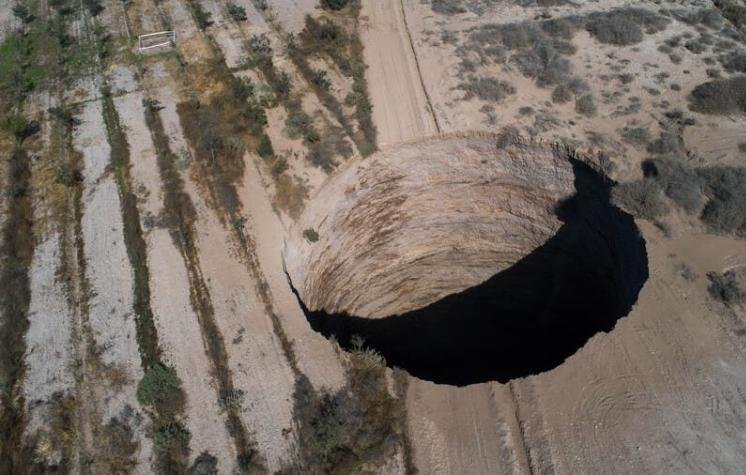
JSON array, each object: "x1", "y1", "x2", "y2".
[{"x1": 359, "y1": 0, "x2": 438, "y2": 146}]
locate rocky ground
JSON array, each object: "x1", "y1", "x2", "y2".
[{"x1": 1, "y1": 0, "x2": 745, "y2": 473}]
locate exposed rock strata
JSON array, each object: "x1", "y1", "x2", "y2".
[{"x1": 285, "y1": 135, "x2": 578, "y2": 318}]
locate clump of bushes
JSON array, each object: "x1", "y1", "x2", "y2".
[
  {"x1": 647, "y1": 131, "x2": 682, "y2": 155},
  {"x1": 612, "y1": 179, "x2": 669, "y2": 220},
  {"x1": 715, "y1": 0, "x2": 746, "y2": 28},
  {"x1": 431, "y1": 0, "x2": 466, "y2": 14},
  {"x1": 291, "y1": 343, "x2": 404, "y2": 472},
  {"x1": 575, "y1": 94, "x2": 597, "y2": 116},
  {"x1": 586, "y1": 8, "x2": 669, "y2": 46},
  {"x1": 311, "y1": 69, "x2": 331, "y2": 91},
  {"x1": 285, "y1": 108, "x2": 319, "y2": 144},
  {"x1": 460, "y1": 76, "x2": 515, "y2": 102},
  {"x1": 12, "y1": 4, "x2": 33, "y2": 24},
  {"x1": 137, "y1": 364, "x2": 183, "y2": 408},
  {"x1": 698, "y1": 166, "x2": 746, "y2": 238},
  {"x1": 303, "y1": 228, "x2": 319, "y2": 242},
  {"x1": 641, "y1": 157, "x2": 746, "y2": 238},
  {"x1": 721, "y1": 49, "x2": 746, "y2": 73},
  {"x1": 620, "y1": 126, "x2": 650, "y2": 145},
  {"x1": 257, "y1": 134, "x2": 274, "y2": 158},
  {"x1": 226, "y1": 3, "x2": 247, "y2": 22},
  {"x1": 188, "y1": 452, "x2": 218, "y2": 474},
  {"x1": 323, "y1": 0, "x2": 351, "y2": 10},
  {"x1": 688, "y1": 76, "x2": 746, "y2": 115},
  {"x1": 707, "y1": 271, "x2": 745, "y2": 306},
  {"x1": 643, "y1": 158, "x2": 705, "y2": 212}
]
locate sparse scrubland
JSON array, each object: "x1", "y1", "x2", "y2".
[{"x1": 2, "y1": 0, "x2": 746, "y2": 473}]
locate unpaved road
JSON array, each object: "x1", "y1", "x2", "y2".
[{"x1": 360, "y1": 0, "x2": 438, "y2": 146}]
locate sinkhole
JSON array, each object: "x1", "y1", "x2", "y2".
[{"x1": 284, "y1": 136, "x2": 648, "y2": 386}]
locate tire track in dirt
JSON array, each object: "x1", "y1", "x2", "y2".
[
  {"x1": 360, "y1": 0, "x2": 438, "y2": 145},
  {"x1": 397, "y1": 0, "x2": 440, "y2": 134}
]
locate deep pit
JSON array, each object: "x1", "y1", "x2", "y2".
[{"x1": 285, "y1": 136, "x2": 648, "y2": 386}]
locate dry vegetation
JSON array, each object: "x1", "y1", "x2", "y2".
[{"x1": 2, "y1": 0, "x2": 746, "y2": 471}]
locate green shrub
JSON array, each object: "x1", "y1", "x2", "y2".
[
  {"x1": 189, "y1": 1, "x2": 213, "y2": 29},
  {"x1": 715, "y1": 0, "x2": 746, "y2": 28},
  {"x1": 137, "y1": 364, "x2": 182, "y2": 407},
  {"x1": 226, "y1": 3, "x2": 247, "y2": 21},
  {"x1": 291, "y1": 344, "x2": 403, "y2": 472},
  {"x1": 512, "y1": 42, "x2": 572, "y2": 87},
  {"x1": 12, "y1": 4, "x2": 33, "y2": 24},
  {"x1": 82, "y1": 0, "x2": 103, "y2": 16},
  {"x1": 311, "y1": 69, "x2": 331, "y2": 91},
  {"x1": 586, "y1": 14, "x2": 641, "y2": 45},
  {"x1": 55, "y1": 162, "x2": 83, "y2": 187},
  {"x1": 322, "y1": 0, "x2": 350, "y2": 10},
  {"x1": 303, "y1": 228, "x2": 319, "y2": 242},
  {"x1": 153, "y1": 421, "x2": 190, "y2": 457},
  {"x1": 285, "y1": 109, "x2": 314, "y2": 140},
  {"x1": 188, "y1": 452, "x2": 218, "y2": 475},
  {"x1": 257, "y1": 134, "x2": 274, "y2": 158}
]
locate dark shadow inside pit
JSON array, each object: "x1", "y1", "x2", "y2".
[{"x1": 289, "y1": 159, "x2": 649, "y2": 386}]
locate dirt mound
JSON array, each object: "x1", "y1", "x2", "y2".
[{"x1": 284, "y1": 135, "x2": 649, "y2": 384}]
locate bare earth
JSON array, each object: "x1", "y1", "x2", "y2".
[{"x1": 6, "y1": 0, "x2": 746, "y2": 473}]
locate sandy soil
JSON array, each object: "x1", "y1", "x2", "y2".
[
  {"x1": 181, "y1": 170, "x2": 298, "y2": 470},
  {"x1": 116, "y1": 85, "x2": 237, "y2": 469},
  {"x1": 239, "y1": 156, "x2": 346, "y2": 391},
  {"x1": 360, "y1": 0, "x2": 438, "y2": 146},
  {"x1": 0, "y1": 0, "x2": 18, "y2": 41},
  {"x1": 75, "y1": 97, "x2": 154, "y2": 471},
  {"x1": 22, "y1": 233, "x2": 76, "y2": 434},
  {"x1": 266, "y1": 0, "x2": 319, "y2": 32}
]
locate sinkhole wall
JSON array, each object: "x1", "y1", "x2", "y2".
[{"x1": 284, "y1": 135, "x2": 648, "y2": 385}]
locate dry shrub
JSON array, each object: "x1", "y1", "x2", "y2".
[
  {"x1": 689, "y1": 76, "x2": 746, "y2": 115},
  {"x1": 460, "y1": 76, "x2": 515, "y2": 102},
  {"x1": 575, "y1": 94, "x2": 597, "y2": 116},
  {"x1": 273, "y1": 174, "x2": 307, "y2": 219},
  {"x1": 291, "y1": 344, "x2": 404, "y2": 473},
  {"x1": 707, "y1": 271, "x2": 745, "y2": 306},
  {"x1": 586, "y1": 8, "x2": 669, "y2": 46},
  {"x1": 643, "y1": 158, "x2": 705, "y2": 212},
  {"x1": 612, "y1": 178, "x2": 669, "y2": 220}
]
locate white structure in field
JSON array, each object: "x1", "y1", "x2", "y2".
[{"x1": 138, "y1": 31, "x2": 176, "y2": 53}]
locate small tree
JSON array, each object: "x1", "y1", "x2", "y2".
[
  {"x1": 257, "y1": 134, "x2": 274, "y2": 158},
  {"x1": 323, "y1": 0, "x2": 350, "y2": 10},
  {"x1": 226, "y1": 3, "x2": 247, "y2": 22},
  {"x1": 12, "y1": 4, "x2": 33, "y2": 24},
  {"x1": 303, "y1": 228, "x2": 319, "y2": 242}
]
